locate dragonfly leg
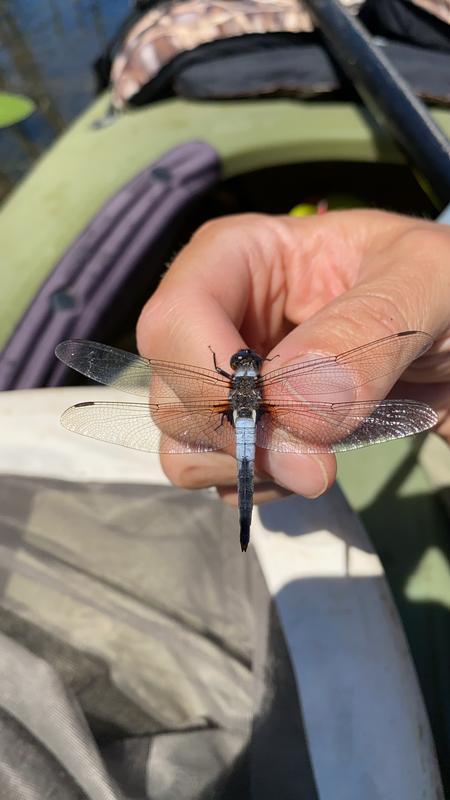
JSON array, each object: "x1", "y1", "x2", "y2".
[
  {"x1": 264, "y1": 353, "x2": 280, "y2": 363},
  {"x1": 214, "y1": 411, "x2": 233, "y2": 433},
  {"x1": 209, "y1": 346, "x2": 231, "y2": 379}
]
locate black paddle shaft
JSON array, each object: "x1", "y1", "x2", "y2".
[{"x1": 301, "y1": 0, "x2": 450, "y2": 206}]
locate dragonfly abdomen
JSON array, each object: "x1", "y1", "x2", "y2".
[{"x1": 235, "y1": 416, "x2": 256, "y2": 552}]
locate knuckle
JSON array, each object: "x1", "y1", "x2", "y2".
[
  {"x1": 217, "y1": 486, "x2": 239, "y2": 506},
  {"x1": 191, "y1": 213, "x2": 267, "y2": 244},
  {"x1": 136, "y1": 304, "x2": 151, "y2": 347},
  {"x1": 136, "y1": 293, "x2": 169, "y2": 355},
  {"x1": 160, "y1": 454, "x2": 210, "y2": 490}
]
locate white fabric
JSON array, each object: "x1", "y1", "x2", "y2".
[{"x1": 0, "y1": 387, "x2": 443, "y2": 799}]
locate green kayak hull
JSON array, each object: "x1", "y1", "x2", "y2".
[{"x1": 2, "y1": 92, "x2": 450, "y2": 349}]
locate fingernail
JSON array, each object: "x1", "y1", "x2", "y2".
[{"x1": 264, "y1": 452, "x2": 330, "y2": 499}]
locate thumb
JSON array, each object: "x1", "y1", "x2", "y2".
[
  {"x1": 258, "y1": 222, "x2": 450, "y2": 496},
  {"x1": 258, "y1": 327, "x2": 432, "y2": 499}
]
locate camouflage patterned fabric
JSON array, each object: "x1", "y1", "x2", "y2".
[
  {"x1": 110, "y1": 0, "x2": 449, "y2": 111},
  {"x1": 111, "y1": 0, "x2": 363, "y2": 110}
]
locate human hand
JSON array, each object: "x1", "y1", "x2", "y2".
[{"x1": 136, "y1": 210, "x2": 450, "y2": 507}]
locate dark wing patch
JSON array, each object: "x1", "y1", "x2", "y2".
[
  {"x1": 256, "y1": 399, "x2": 437, "y2": 453},
  {"x1": 55, "y1": 339, "x2": 230, "y2": 401}
]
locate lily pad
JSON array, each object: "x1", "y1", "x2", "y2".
[{"x1": 0, "y1": 91, "x2": 35, "y2": 128}]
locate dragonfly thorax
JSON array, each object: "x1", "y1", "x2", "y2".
[{"x1": 229, "y1": 350, "x2": 263, "y2": 421}]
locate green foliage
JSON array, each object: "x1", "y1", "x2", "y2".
[{"x1": 0, "y1": 91, "x2": 35, "y2": 128}]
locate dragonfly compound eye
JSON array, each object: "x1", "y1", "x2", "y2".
[
  {"x1": 230, "y1": 352, "x2": 244, "y2": 369},
  {"x1": 230, "y1": 349, "x2": 262, "y2": 370}
]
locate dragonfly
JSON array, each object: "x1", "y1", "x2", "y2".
[{"x1": 55, "y1": 331, "x2": 438, "y2": 552}]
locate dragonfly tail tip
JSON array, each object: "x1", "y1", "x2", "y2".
[{"x1": 240, "y1": 523, "x2": 250, "y2": 553}]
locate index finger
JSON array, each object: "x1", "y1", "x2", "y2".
[
  {"x1": 136, "y1": 213, "x2": 335, "y2": 498},
  {"x1": 136, "y1": 213, "x2": 304, "y2": 366}
]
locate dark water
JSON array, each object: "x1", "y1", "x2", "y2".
[{"x1": 0, "y1": 0, "x2": 130, "y2": 202}]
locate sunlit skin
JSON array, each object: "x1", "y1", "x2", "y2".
[{"x1": 136, "y1": 210, "x2": 450, "y2": 508}]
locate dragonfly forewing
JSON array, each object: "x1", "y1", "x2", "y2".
[
  {"x1": 55, "y1": 340, "x2": 153, "y2": 396},
  {"x1": 260, "y1": 330, "x2": 433, "y2": 401},
  {"x1": 55, "y1": 339, "x2": 230, "y2": 402}
]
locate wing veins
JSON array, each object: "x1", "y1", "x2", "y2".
[
  {"x1": 256, "y1": 397, "x2": 437, "y2": 453},
  {"x1": 60, "y1": 400, "x2": 235, "y2": 454},
  {"x1": 55, "y1": 340, "x2": 230, "y2": 397},
  {"x1": 260, "y1": 331, "x2": 432, "y2": 389}
]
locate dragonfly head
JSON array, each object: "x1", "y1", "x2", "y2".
[{"x1": 230, "y1": 349, "x2": 263, "y2": 371}]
